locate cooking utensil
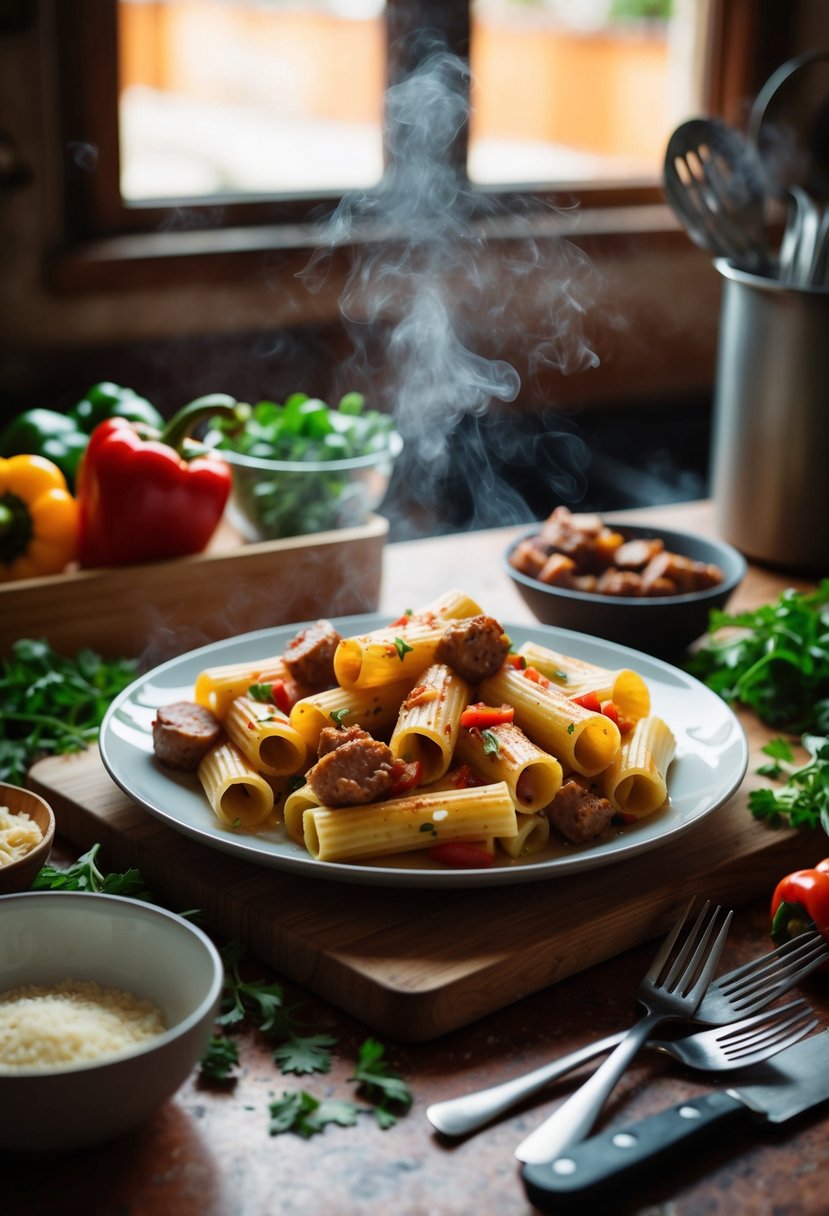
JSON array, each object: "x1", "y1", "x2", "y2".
[
  {"x1": 521, "y1": 1026, "x2": 829, "y2": 1211},
  {"x1": 664, "y1": 117, "x2": 768, "y2": 271},
  {"x1": 515, "y1": 999, "x2": 816, "y2": 1166},
  {"x1": 427, "y1": 929, "x2": 829, "y2": 1137},
  {"x1": 511, "y1": 900, "x2": 732, "y2": 1165},
  {"x1": 748, "y1": 49, "x2": 829, "y2": 202}
]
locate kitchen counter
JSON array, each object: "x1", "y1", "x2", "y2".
[{"x1": 6, "y1": 500, "x2": 829, "y2": 1216}]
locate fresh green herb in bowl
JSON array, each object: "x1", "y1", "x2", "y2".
[{"x1": 205, "y1": 392, "x2": 402, "y2": 540}]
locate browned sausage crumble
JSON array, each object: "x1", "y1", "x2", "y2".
[
  {"x1": 306, "y1": 725, "x2": 395, "y2": 806},
  {"x1": 510, "y1": 506, "x2": 724, "y2": 598}
]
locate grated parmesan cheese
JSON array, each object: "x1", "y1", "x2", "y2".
[
  {"x1": 0, "y1": 979, "x2": 166, "y2": 1071},
  {"x1": 0, "y1": 805, "x2": 42, "y2": 866}
]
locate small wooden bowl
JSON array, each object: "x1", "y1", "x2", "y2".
[{"x1": 0, "y1": 783, "x2": 55, "y2": 894}]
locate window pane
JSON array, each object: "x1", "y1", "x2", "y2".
[
  {"x1": 468, "y1": 0, "x2": 704, "y2": 185},
  {"x1": 117, "y1": 0, "x2": 387, "y2": 201}
]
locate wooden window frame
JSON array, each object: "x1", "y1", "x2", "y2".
[{"x1": 50, "y1": 0, "x2": 783, "y2": 291}]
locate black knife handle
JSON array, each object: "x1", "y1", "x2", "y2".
[{"x1": 521, "y1": 1091, "x2": 748, "y2": 1212}]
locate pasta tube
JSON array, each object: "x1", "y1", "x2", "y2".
[
  {"x1": 389, "y1": 664, "x2": 471, "y2": 784},
  {"x1": 479, "y1": 666, "x2": 621, "y2": 777},
  {"x1": 283, "y1": 782, "x2": 322, "y2": 846},
  {"x1": 302, "y1": 781, "x2": 517, "y2": 862},
  {"x1": 289, "y1": 680, "x2": 414, "y2": 752},
  {"x1": 417, "y1": 589, "x2": 483, "y2": 620},
  {"x1": 195, "y1": 656, "x2": 296, "y2": 718},
  {"x1": 455, "y1": 721, "x2": 563, "y2": 814},
  {"x1": 224, "y1": 695, "x2": 308, "y2": 777},
  {"x1": 601, "y1": 716, "x2": 676, "y2": 819},
  {"x1": 334, "y1": 617, "x2": 454, "y2": 691},
  {"x1": 498, "y1": 812, "x2": 550, "y2": 858},
  {"x1": 517, "y1": 642, "x2": 651, "y2": 723},
  {"x1": 197, "y1": 740, "x2": 274, "y2": 830}
]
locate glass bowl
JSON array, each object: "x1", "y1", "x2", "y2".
[{"x1": 209, "y1": 433, "x2": 403, "y2": 542}]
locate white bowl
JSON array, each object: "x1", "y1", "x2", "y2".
[{"x1": 0, "y1": 891, "x2": 223, "y2": 1154}]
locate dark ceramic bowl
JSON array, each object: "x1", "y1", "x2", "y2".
[{"x1": 504, "y1": 523, "x2": 747, "y2": 657}]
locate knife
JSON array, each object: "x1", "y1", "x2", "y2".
[{"x1": 521, "y1": 1028, "x2": 829, "y2": 1213}]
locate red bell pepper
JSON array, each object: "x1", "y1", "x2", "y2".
[
  {"x1": 460, "y1": 702, "x2": 515, "y2": 729},
  {"x1": 76, "y1": 394, "x2": 241, "y2": 567},
  {"x1": 770, "y1": 858, "x2": 829, "y2": 949},
  {"x1": 429, "y1": 842, "x2": 495, "y2": 869}
]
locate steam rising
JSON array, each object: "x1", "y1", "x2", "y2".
[{"x1": 303, "y1": 37, "x2": 600, "y2": 534}]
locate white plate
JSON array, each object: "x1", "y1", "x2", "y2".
[{"x1": 99, "y1": 614, "x2": 749, "y2": 889}]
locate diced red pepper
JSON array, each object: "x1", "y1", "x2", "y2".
[
  {"x1": 389, "y1": 613, "x2": 413, "y2": 627},
  {"x1": 522, "y1": 666, "x2": 550, "y2": 688},
  {"x1": 572, "y1": 691, "x2": 602, "y2": 713},
  {"x1": 600, "y1": 700, "x2": 634, "y2": 734},
  {"x1": 271, "y1": 678, "x2": 298, "y2": 715},
  {"x1": 429, "y1": 842, "x2": 495, "y2": 869},
  {"x1": 388, "y1": 757, "x2": 422, "y2": 797},
  {"x1": 449, "y1": 764, "x2": 485, "y2": 789},
  {"x1": 460, "y1": 702, "x2": 515, "y2": 729},
  {"x1": 505, "y1": 652, "x2": 526, "y2": 670}
]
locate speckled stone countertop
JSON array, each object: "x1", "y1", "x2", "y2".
[{"x1": 6, "y1": 896, "x2": 829, "y2": 1216}]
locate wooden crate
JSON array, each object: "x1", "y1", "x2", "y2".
[{"x1": 0, "y1": 515, "x2": 388, "y2": 663}]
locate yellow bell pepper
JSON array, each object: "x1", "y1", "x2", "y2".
[{"x1": 0, "y1": 454, "x2": 79, "y2": 581}]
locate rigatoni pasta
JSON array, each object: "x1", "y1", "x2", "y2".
[
  {"x1": 601, "y1": 716, "x2": 676, "y2": 818},
  {"x1": 479, "y1": 666, "x2": 621, "y2": 777},
  {"x1": 389, "y1": 664, "x2": 471, "y2": 783},
  {"x1": 302, "y1": 782, "x2": 517, "y2": 862},
  {"x1": 197, "y1": 740, "x2": 274, "y2": 830},
  {"x1": 157, "y1": 586, "x2": 677, "y2": 871}
]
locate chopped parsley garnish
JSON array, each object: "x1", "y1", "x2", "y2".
[
  {"x1": 481, "y1": 728, "x2": 500, "y2": 755},
  {"x1": 248, "y1": 683, "x2": 274, "y2": 702},
  {"x1": 567, "y1": 722, "x2": 575, "y2": 735},
  {"x1": 329, "y1": 707, "x2": 352, "y2": 725},
  {"x1": 393, "y1": 637, "x2": 413, "y2": 661}
]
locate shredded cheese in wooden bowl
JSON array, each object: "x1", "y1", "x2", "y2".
[{"x1": 0, "y1": 806, "x2": 43, "y2": 866}]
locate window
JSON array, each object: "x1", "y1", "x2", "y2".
[{"x1": 57, "y1": 0, "x2": 769, "y2": 244}]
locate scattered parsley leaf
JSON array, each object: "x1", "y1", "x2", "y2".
[
  {"x1": 272, "y1": 1033, "x2": 337, "y2": 1075},
  {"x1": 31, "y1": 842, "x2": 155, "y2": 901},
  {"x1": 748, "y1": 734, "x2": 829, "y2": 832},
  {"x1": 567, "y1": 722, "x2": 575, "y2": 735},
  {"x1": 329, "y1": 707, "x2": 351, "y2": 725},
  {"x1": 217, "y1": 942, "x2": 289, "y2": 1034},
  {"x1": 247, "y1": 683, "x2": 274, "y2": 702},
  {"x1": 200, "y1": 1035, "x2": 240, "y2": 1081},
  {"x1": 350, "y1": 1038, "x2": 413, "y2": 1127},
  {"x1": 268, "y1": 1091, "x2": 362, "y2": 1137},
  {"x1": 393, "y1": 637, "x2": 413, "y2": 661}
]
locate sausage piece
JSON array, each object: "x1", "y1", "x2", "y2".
[
  {"x1": 545, "y1": 779, "x2": 614, "y2": 844},
  {"x1": 307, "y1": 726, "x2": 394, "y2": 806},
  {"x1": 435, "y1": 615, "x2": 510, "y2": 683},
  {"x1": 152, "y1": 701, "x2": 221, "y2": 770},
  {"x1": 282, "y1": 619, "x2": 342, "y2": 687}
]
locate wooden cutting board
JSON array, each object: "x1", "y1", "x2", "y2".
[{"x1": 28, "y1": 742, "x2": 824, "y2": 1043}]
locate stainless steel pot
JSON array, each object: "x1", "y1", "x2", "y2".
[{"x1": 710, "y1": 258, "x2": 829, "y2": 572}]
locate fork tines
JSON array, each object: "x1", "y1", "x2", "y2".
[
  {"x1": 651, "y1": 900, "x2": 733, "y2": 998},
  {"x1": 714, "y1": 929, "x2": 829, "y2": 1011},
  {"x1": 714, "y1": 999, "x2": 818, "y2": 1064}
]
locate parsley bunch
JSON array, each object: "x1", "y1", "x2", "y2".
[
  {"x1": 687, "y1": 582, "x2": 829, "y2": 734},
  {"x1": 0, "y1": 638, "x2": 138, "y2": 784},
  {"x1": 749, "y1": 735, "x2": 829, "y2": 833}
]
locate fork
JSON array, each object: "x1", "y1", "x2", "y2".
[
  {"x1": 509, "y1": 899, "x2": 732, "y2": 1164},
  {"x1": 426, "y1": 928, "x2": 828, "y2": 1138}
]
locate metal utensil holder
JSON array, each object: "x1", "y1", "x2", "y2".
[{"x1": 710, "y1": 258, "x2": 829, "y2": 572}]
